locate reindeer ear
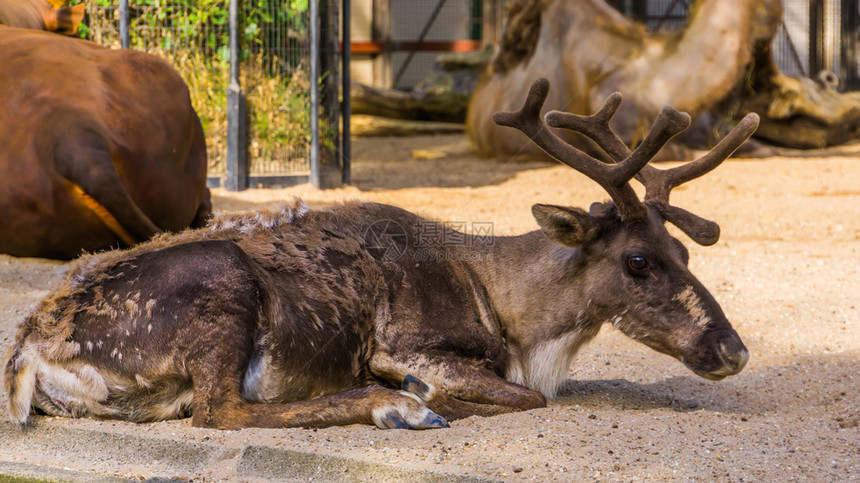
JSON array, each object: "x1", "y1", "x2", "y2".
[{"x1": 532, "y1": 204, "x2": 598, "y2": 247}]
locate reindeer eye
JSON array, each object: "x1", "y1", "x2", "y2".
[{"x1": 627, "y1": 256, "x2": 649, "y2": 273}]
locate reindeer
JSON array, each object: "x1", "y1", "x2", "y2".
[{"x1": 3, "y1": 79, "x2": 754, "y2": 430}]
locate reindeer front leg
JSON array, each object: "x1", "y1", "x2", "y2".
[
  {"x1": 187, "y1": 337, "x2": 448, "y2": 430},
  {"x1": 370, "y1": 352, "x2": 546, "y2": 420}
]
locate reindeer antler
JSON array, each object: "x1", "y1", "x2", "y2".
[
  {"x1": 539, "y1": 82, "x2": 759, "y2": 245},
  {"x1": 493, "y1": 78, "x2": 652, "y2": 220}
]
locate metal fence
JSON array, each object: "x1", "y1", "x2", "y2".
[
  {"x1": 349, "y1": 0, "x2": 493, "y2": 90},
  {"x1": 75, "y1": 1, "x2": 860, "y2": 190},
  {"x1": 388, "y1": 0, "x2": 484, "y2": 89},
  {"x1": 80, "y1": 0, "x2": 346, "y2": 190}
]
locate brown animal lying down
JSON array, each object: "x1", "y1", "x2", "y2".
[
  {"x1": 0, "y1": 0, "x2": 83, "y2": 33},
  {"x1": 0, "y1": 0, "x2": 211, "y2": 259},
  {"x1": 3, "y1": 80, "x2": 752, "y2": 430}
]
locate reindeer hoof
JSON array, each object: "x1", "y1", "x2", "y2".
[
  {"x1": 402, "y1": 374, "x2": 433, "y2": 400},
  {"x1": 421, "y1": 412, "x2": 450, "y2": 429},
  {"x1": 372, "y1": 388, "x2": 450, "y2": 430},
  {"x1": 376, "y1": 406, "x2": 449, "y2": 430},
  {"x1": 379, "y1": 410, "x2": 409, "y2": 429}
]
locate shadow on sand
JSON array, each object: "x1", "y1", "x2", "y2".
[
  {"x1": 555, "y1": 353, "x2": 859, "y2": 421},
  {"x1": 348, "y1": 134, "x2": 554, "y2": 190}
]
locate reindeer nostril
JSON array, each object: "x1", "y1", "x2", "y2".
[
  {"x1": 718, "y1": 342, "x2": 749, "y2": 371},
  {"x1": 733, "y1": 348, "x2": 750, "y2": 370},
  {"x1": 692, "y1": 338, "x2": 749, "y2": 380}
]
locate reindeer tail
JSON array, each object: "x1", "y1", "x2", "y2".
[{"x1": 2, "y1": 344, "x2": 36, "y2": 425}]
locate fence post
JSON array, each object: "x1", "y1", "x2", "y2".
[
  {"x1": 310, "y1": 0, "x2": 343, "y2": 189},
  {"x1": 341, "y1": 0, "x2": 351, "y2": 185},
  {"x1": 119, "y1": 0, "x2": 128, "y2": 48},
  {"x1": 322, "y1": 0, "x2": 342, "y2": 188},
  {"x1": 310, "y1": 0, "x2": 321, "y2": 188},
  {"x1": 225, "y1": 0, "x2": 248, "y2": 191}
]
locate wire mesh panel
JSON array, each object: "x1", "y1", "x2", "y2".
[
  {"x1": 79, "y1": 0, "x2": 312, "y2": 177},
  {"x1": 776, "y1": 0, "x2": 811, "y2": 78},
  {"x1": 243, "y1": 0, "x2": 313, "y2": 177},
  {"x1": 606, "y1": 0, "x2": 686, "y2": 31},
  {"x1": 639, "y1": 0, "x2": 687, "y2": 31},
  {"x1": 388, "y1": 0, "x2": 484, "y2": 89}
]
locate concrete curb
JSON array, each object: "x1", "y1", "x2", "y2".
[
  {"x1": 0, "y1": 421, "x2": 494, "y2": 482},
  {"x1": 0, "y1": 461, "x2": 126, "y2": 482}
]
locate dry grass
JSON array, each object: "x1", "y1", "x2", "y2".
[
  {"x1": 152, "y1": 51, "x2": 312, "y2": 175},
  {"x1": 82, "y1": 5, "x2": 313, "y2": 175}
]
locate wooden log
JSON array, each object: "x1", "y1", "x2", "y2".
[{"x1": 350, "y1": 82, "x2": 470, "y2": 123}]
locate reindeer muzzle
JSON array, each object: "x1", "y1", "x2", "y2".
[{"x1": 693, "y1": 330, "x2": 749, "y2": 380}]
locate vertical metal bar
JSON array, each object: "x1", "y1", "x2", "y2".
[
  {"x1": 310, "y1": 0, "x2": 321, "y2": 188},
  {"x1": 226, "y1": 0, "x2": 247, "y2": 191},
  {"x1": 781, "y1": 20, "x2": 808, "y2": 77},
  {"x1": 341, "y1": 0, "x2": 351, "y2": 185},
  {"x1": 371, "y1": 0, "x2": 392, "y2": 88},
  {"x1": 229, "y1": 0, "x2": 240, "y2": 87},
  {"x1": 630, "y1": 0, "x2": 647, "y2": 21},
  {"x1": 320, "y1": 0, "x2": 340, "y2": 188},
  {"x1": 119, "y1": 0, "x2": 129, "y2": 49}
]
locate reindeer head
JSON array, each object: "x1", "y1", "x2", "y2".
[{"x1": 494, "y1": 78, "x2": 754, "y2": 380}]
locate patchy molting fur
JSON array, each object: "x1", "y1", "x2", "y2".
[
  {"x1": 4, "y1": 201, "x2": 312, "y2": 422},
  {"x1": 69, "y1": 200, "x2": 310, "y2": 282}
]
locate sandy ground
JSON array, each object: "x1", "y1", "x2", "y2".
[{"x1": 0, "y1": 134, "x2": 858, "y2": 481}]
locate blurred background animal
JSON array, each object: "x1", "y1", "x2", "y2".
[
  {"x1": 467, "y1": 0, "x2": 860, "y2": 158},
  {"x1": 0, "y1": 0, "x2": 211, "y2": 259}
]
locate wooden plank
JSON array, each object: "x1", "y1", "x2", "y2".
[{"x1": 345, "y1": 40, "x2": 483, "y2": 54}]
